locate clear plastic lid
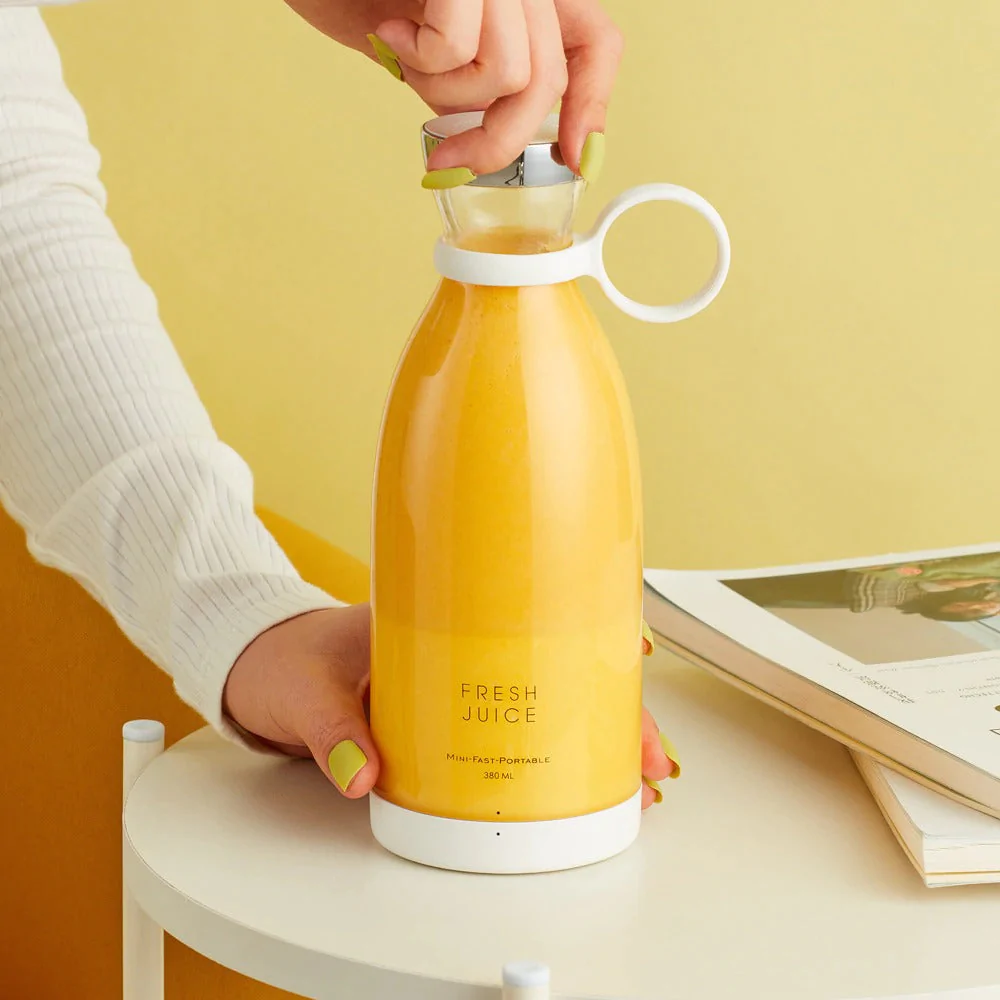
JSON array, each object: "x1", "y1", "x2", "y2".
[{"x1": 422, "y1": 112, "x2": 584, "y2": 254}]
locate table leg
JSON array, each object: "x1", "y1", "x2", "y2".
[
  {"x1": 502, "y1": 961, "x2": 550, "y2": 1000},
  {"x1": 122, "y1": 720, "x2": 166, "y2": 1000}
]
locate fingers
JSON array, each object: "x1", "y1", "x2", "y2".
[
  {"x1": 641, "y1": 781, "x2": 659, "y2": 809},
  {"x1": 641, "y1": 707, "x2": 674, "y2": 783},
  {"x1": 426, "y1": 0, "x2": 568, "y2": 176},
  {"x1": 297, "y1": 672, "x2": 381, "y2": 799},
  {"x1": 376, "y1": 0, "x2": 485, "y2": 75},
  {"x1": 642, "y1": 618, "x2": 655, "y2": 656},
  {"x1": 401, "y1": 0, "x2": 531, "y2": 113},
  {"x1": 641, "y1": 707, "x2": 680, "y2": 816},
  {"x1": 639, "y1": 628, "x2": 680, "y2": 796},
  {"x1": 555, "y1": 0, "x2": 623, "y2": 176},
  {"x1": 373, "y1": 0, "x2": 620, "y2": 181}
]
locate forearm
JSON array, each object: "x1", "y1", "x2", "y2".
[{"x1": 0, "y1": 9, "x2": 337, "y2": 740}]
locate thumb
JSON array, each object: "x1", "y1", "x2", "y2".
[{"x1": 297, "y1": 679, "x2": 381, "y2": 799}]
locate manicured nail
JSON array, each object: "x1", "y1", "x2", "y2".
[
  {"x1": 579, "y1": 131, "x2": 606, "y2": 183},
  {"x1": 328, "y1": 739, "x2": 367, "y2": 791},
  {"x1": 644, "y1": 777, "x2": 663, "y2": 804},
  {"x1": 422, "y1": 167, "x2": 477, "y2": 190},
  {"x1": 367, "y1": 33, "x2": 403, "y2": 81},
  {"x1": 659, "y1": 732, "x2": 681, "y2": 779},
  {"x1": 641, "y1": 619, "x2": 655, "y2": 656}
]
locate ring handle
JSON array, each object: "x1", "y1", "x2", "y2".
[{"x1": 583, "y1": 183, "x2": 731, "y2": 324}]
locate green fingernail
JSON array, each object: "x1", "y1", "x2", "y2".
[
  {"x1": 579, "y1": 131, "x2": 606, "y2": 184},
  {"x1": 659, "y1": 732, "x2": 681, "y2": 779},
  {"x1": 422, "y1": 167, "x2": 477, "y2": 190},
  {"x1": 328, "y1": 739, "x2": 367, "y2": 791},
  {"x1": 644, "y1": 777, "x2": 663, "y2": 804},
  {"x1": 367, "y1": 33, "x2": 403, "y2": 81},
  {"x1": 641, "y1": 619, "x2": 655, "y2": 655}
]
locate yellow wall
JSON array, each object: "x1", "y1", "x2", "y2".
[
  {"x1": 45, "y1": 0, "x2": 1000, "y2": 572},
  {"x1": 4, "y1": 2, "x2": 996, "y2": 997}
]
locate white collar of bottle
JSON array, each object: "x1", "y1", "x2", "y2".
[{"x1": 433, "y1": 183, "x2": 731, "y2": 324}]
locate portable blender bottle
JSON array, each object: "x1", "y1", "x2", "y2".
[{"x1": 370, "y1": 113, "x2": 730, "y2": 874}]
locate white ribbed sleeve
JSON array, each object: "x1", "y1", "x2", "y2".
[{"x1": 0, "y1": 8, "x2": 340, "y2": 745}]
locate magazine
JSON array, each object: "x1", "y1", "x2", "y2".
[
  {"x1": 852, "y1": 752, "x2": 1000, "y2": 888},
  {"x1": 643, "y1": 544, "x2": 1000, "y2": 817}
]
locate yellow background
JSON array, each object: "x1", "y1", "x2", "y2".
[
  {"x1": 45, "y1": 0, "x2": 1000, "y2": 572},
  {"x1": 4, "y1": 1, "x2": 998, "y2": 997}
]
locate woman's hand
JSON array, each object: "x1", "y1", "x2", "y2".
[
  {"x1": 640, "y1": 622, "x2": 679, "y2": 806},
  {"x1": 282, "y1": 0, "x2": 622, "y2": 181},
  {"x1": 223, "y1": 604, "x2": 678, "y2": 805},
  {"x1": 223, "y1": 605, "x2": 380, "y2": 796}
]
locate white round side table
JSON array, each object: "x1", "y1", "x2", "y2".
[{"x1": 121, "y1": 651, "x2": 1000, "y2": 1000}]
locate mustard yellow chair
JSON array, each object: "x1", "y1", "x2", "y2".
[{"x1": 0, "y1": 506, "x2": 367, "y2": 999}]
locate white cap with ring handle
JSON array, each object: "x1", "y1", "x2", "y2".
[{"x1": 433, "y1": 183, "x2": 731, "y2": 324}]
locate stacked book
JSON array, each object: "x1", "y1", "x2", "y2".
[{"x1": 644, "y1": 545, "x2": 1000, "y2": 888}]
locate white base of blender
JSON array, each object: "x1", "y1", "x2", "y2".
[{"x1": 369, "y1": 788, "x2": 642, "y2": 874}]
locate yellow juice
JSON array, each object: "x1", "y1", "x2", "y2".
[{"x1": 371, "y1": 233, "x2": 644, "y2": 824}]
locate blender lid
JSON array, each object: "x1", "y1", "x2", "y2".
[{"x1": 421, "y1": 112, "x2": 577, "y2": 188}]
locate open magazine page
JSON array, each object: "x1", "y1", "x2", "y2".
[{"x1": 645, "y1": 544, "x2": 1000, "y2": 780}]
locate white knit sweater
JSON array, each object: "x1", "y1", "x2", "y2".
[{"x1": 0, "y1": 5, "x2": 340, "y2": 745}]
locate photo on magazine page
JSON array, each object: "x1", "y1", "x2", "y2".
[{"x1": 723, "y1": 551, "x2": 1000, "y2": 667}]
